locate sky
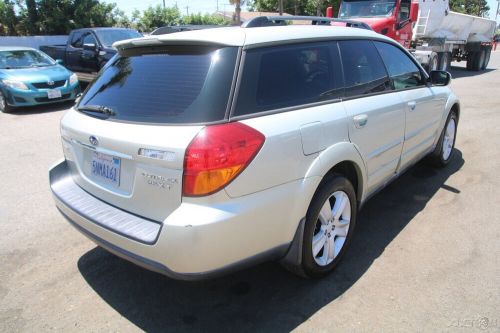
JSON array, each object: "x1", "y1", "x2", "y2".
[
  {"x1": 103, "y1": 0, "x2": 243, "y2": 16},
  {"x1": 104, "y1": 0, "x2": 500, "y2": 23}
]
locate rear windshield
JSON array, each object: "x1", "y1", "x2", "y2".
[{"x1": 78, "y1": 46, "x2": 238, "y2": 124}]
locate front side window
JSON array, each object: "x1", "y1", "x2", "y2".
[
  {"x1": 71, "y1": 31, "x2": 84, "y2": 48},
  {"x1": 78, "y1": 46, "x2": 238, "y2": 124},
  {"x1": 398, "y1": 0, "x2": 411, "y2": 21},
  {"x1": 234, "y1": 42, "x2": 342, "y2": 116},
  {"x1": 338, "y1": 40, "x2": 390, "y2": 97},
  {"x1": 374, "y1": 41, "x2": 424, "y2": 90},
  {"x1": 339, "y1": 0, "x2": 397, "y2": 18},
  {"x1": 83, "y1": 33, "x2": 97, "y2": 46}
]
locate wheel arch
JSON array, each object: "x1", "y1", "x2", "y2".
[
  {"x1": 281, "y1": 144, "x2": 366, "y2": 273},
  {"x1": 304, "y1": 142, "x2": 367, "y2": 205}
]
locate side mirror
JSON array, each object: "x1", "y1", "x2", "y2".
[
  {"x1": 428, "y1": 70, "x2": 451, "y2": 86},
  {"x1": 55, "y1": 59, "x2": 63, "y2": 65},
  {"x1": 410, "y1": 2, "x2": 419, "y2": 22},
  {"x1": 83, "y1": 43, "x2": 97, "y2": 51}
]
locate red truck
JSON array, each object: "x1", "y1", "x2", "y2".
[{"x1": 327, "y1": 0, "x2": 496, "y2": 72}]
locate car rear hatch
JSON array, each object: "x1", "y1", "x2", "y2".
[{"x1": 60, "y1": 44, "x2": 239, "y2": 222}]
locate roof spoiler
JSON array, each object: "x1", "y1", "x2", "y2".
[{"x1": 241, "y1": 16, "x2": 373, "y2": 31}]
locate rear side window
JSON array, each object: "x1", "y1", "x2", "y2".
[
  {"x1": 373, "y1": 41, "x2": 424, "y2": 90},
  {"x1": 339, "y1": 40, "x2": 390, "y2": 97},
  {"x1": 78, "y1": 46, "x2": 238, "y2": 124},
  {"x1": 234, "y1": 42, "x2": 342, "y2": 116}
]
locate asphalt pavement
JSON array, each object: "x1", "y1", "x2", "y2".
[{"x1": 0, "y1": 53, "x2": 499, "y2": 332}]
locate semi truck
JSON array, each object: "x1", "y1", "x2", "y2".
[{"x1": 327, "y1": 0, "x2": 497, "y2": 71}]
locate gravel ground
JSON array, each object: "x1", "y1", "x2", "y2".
[{"x1": 0, "y1": 52, "x2": 499, "y2": 332}]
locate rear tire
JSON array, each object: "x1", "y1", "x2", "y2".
[
  {"x1": 466, "y1": 51, "x2": 478, "y2": 71},
  {"x1": 0, "y1": 91, "x2": 12, "y2": 113},
  {"x1": 427, "y1": 52, "x2": 439, "y2": 73},
  {"x1": 481, "y1": 48, "x2": 491, "y2": 70},
  {"x1": 301, "y1": 175, "x2": 357, "y2": 278},
  {"x1": 439, "y1": 52, "x2": 452, "y2": 71},
  {"x1": 429, "y1": 111, "x2": 458, "y2": 167},
  {"x1": 468, "y1": 50, "x2": 485, "y2": 71}
]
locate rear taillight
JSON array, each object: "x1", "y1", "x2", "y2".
[{"x1": 183, "y1": 122, "x2": 265, "y2": 197}]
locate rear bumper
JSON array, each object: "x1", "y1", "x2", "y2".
[{"x1": 50, "y1": 159, "x2": 317, "y2": 280}]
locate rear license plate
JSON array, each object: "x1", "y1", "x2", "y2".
[
  {"x1": 47, "y1": 89, "x2": 62, "y2": 99},
  {"x1": 91, "y1": 152, "x2": 121, "y2": 187}
]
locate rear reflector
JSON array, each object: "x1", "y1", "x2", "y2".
[{"x1": 183, "y1": 122, "x2": 265, "y2": 196}]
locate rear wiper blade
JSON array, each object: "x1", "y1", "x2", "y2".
[{"x1": 77, "y1": 105, "x2": 116, "y2": 116}]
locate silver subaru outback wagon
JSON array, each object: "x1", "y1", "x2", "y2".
[{"x1": 49, "y1": 24, "x2": 459, "y2": 280}]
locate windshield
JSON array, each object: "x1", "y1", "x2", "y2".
[
  {"x1": 0, "y1": 50, "x2": 55, "y2": 69},
  {"x1": 95, "y1": 30, "x2": 142, "y2": 47},
  {"x1": 78, "y1": 46, "x2": 238, "y2": 124},
  {"x1": 339, "y1": 0, "x2": 396, "y2": 18}
]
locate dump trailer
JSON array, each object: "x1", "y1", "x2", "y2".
[{"x1": 328, "y1": 0, "x2": 496, "y2": 71}]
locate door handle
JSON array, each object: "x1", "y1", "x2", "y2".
[
  {"x1": 353, "y1": 114, "x2": 368, "y2": 128},
  {"x1": 408, "y1": 101, "x2": 416, "y2": 111}
]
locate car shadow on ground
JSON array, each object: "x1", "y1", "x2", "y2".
[
  {"x1": 449, "y1": 65, "x2": 495, "y2": 79},
  {"x1": 78, "y1": 151, "x2": 464, "y2": 333},
  {"x1": 5, "y1": 100, "x2": 75, "y2": 116}
]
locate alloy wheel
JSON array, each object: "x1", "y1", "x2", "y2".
[
  {"x1": 442, "y1": 117, "x2": 456, "y2": 161},
  {"x1": 312, "y1": 191, "x2": 351, "y2": 266}
]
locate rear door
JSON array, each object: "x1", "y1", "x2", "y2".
[
  {"x1": 373, "y1": 41, "x2": 445, "y2": 169},
  {"x1": 339, "y1": 40, "x2": 406, "y2": 193},
  {"x1": 61, "y1": 45, "x2": 239, "y2": 222}
]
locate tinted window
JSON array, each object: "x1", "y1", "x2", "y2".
[
  {"x1": 83, "y1": 33, "x2": 97, "y2": 45},
  {"x1": 78, "y1": 46, "x2": 237, "y2": 124},
  {"x1": 374, "y1": 41, "x2": 424, "y2": 90},
  {"x1": 398, "y1": 0, "x2": 411, "y2": 21},
  {"x1": 339, "y1": 40, "x2": 390, "y2": 97},
  {"x1": 71, "y1": 31, "x2": 84, "y2": 48},
  {"x1": 235, "y1": 42, "x2": 342, "y2": 116}
]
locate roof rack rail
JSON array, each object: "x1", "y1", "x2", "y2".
[{"x1": 241, "y1": 16, "x2": 373, "y2": 31}]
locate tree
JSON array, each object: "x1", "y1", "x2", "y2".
[
  {"x1": 138, "y1": 5, "x2": 182, "y2": 31},
  {"x1": 182, "y1": 13, "x2": 229, "y2": 25},
  {"x1": 249, "y1": 0, "x2": 340, "y2": 16},
  {"x1": 229, "y1": 0, "x2": 247, "y2": 24},
  {"x1": 0, "y1": 0, "x2": 19, "y2": 36},
  {"x1": 449, "y1": 0, "x2": 490, "y2": 17}
]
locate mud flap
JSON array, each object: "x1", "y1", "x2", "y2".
[{"x1": 279, "y1": 218, "x2": 308, "y2": 277}]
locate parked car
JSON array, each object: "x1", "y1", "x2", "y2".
[
  {"x1": 0, "y1": 47, "x2": 80, "y2": 113},
  {"x1": 49, "y1": 24, "x2": 459, "y2": 280},
  {"x1": 40, "y1": 27, "x2": 141, "y2": 82}
]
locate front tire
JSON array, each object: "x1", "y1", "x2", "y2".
[
  {"x1": 429, "y1": 111, "x2": 458, "y2": 167},
  {"x1": 301, "y1": 175, "x2": 357, "y2": 278},
  {"x1": 0, "y1": 91, "x2": 12, "y2": 113}
]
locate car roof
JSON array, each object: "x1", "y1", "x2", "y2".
[
  {"x1": 0, "y1": 46, "x2": 38, "y2": 52},
  {"x1": 114, "y1": 25, "x2": 393, "y2": 51}
]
